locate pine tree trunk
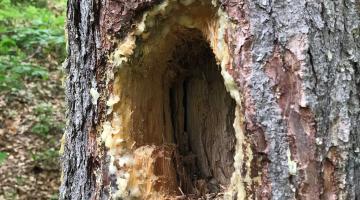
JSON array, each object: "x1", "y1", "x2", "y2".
[{"x1": 60, "y1": 0, "x2": 360, "y2": 199}]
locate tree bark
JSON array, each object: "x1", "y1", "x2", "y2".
[{"x1": 60, "y1": 0, "x2": 360, "y2": 199}]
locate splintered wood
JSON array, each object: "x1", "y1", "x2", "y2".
[{"x1": 102, "y1": 1, "x2": 242, "y2": 199}]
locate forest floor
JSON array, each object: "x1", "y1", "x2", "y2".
[
  {"x1": 0, "y1": 1, "x2": 66, "y2": 199},
  {"x1": 0, "y1": 66, "x2": 65, "y2": 200}
]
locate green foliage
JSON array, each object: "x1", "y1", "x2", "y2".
[
  {"x1": 31, "y1": 123, "x2": 51, "y2": 137},
  {"x1": 0, "y1": 151, "x2": 8, "y2": 165},
  {"x1": 2, "y1": 188, "x2": 17, "y2": 199},
  {"x1": 34, "y1": 102, "x2": 53, "y2": 115},
  {"x1": 15, "y1": 176, "x2": 25, "y2": 185},
  {"x1": 31, "y1": 148, "x2": 59, "y2": 167},
  {"x1": 50, "y1": 194, "x2": 59, "y2": 200},
  {"x1": 31, "y1": 148, "x2": 58, "y2": 162},
  {"x1": 0, "y1": 1, "x2": 65, "y2": 198},
  {"x1": 31, "y1": 102, "x2": 63, "y2": 137},
  {"x1": 0, "y1": 0, "x2": 66, "y2": 91}
]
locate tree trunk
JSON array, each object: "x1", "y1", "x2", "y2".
[{"x1": 60, "y1": 0, "x2": 360, "y2": 199}]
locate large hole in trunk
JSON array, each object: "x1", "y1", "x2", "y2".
[
  {"x1": 167, "y1": 34, "x2": 236, "y2": 195},
  {"x1": 107, "y1": 4, "x2": 238, "y2": 198}
]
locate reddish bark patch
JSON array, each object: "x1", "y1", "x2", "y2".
[
  {"x1": 323, "y1": 159, "x2": 337, "y2": 200},
  {"x1": 99, "y1": 0, "x2": 162, "y2": 52},
  {"x1": 250, "y1": 154, "x2": 271, "y2": 199},
  {"x1": 264, "y1": 44, "x2": 320, "y2": 199},
  {"x1": 226, "y1": 1, "x2": 272, "y2": 194},
  {"x1": 101, "y1": 0, "x2": 161, "y2": 36},
  {"x1": 322, "y1": 146, "x2": 340, "y2": 200}
]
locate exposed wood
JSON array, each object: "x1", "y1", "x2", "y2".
[{"x1": 61, "y1": 0, "x2": 360, "y2": 199}]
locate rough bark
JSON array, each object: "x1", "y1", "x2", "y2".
[
  {"x1": 61, "y1": 0, "x2": 360, "y2": 199},
  {"x1": 60, "y1": 0, "x2": 100, "y2": 199}
]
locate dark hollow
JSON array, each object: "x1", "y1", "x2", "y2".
[{"x1": 165, "y1": 31, "x2": 236, "y2": 195}]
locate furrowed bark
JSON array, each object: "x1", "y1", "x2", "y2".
[
  {"x1": 60, "y1": 0, "x2": 101, "y2": 199},
  {"x1": 61, "y1": 0, "x2": 360, "y2": 199}
]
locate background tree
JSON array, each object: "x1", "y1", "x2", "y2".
[{"x1": 61, "y1": 0, "x2": 360, "y2": 199}]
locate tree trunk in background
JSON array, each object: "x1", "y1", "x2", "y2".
[{"x1": 60, "y1": 0, "x2": 360, "y2": 199}]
